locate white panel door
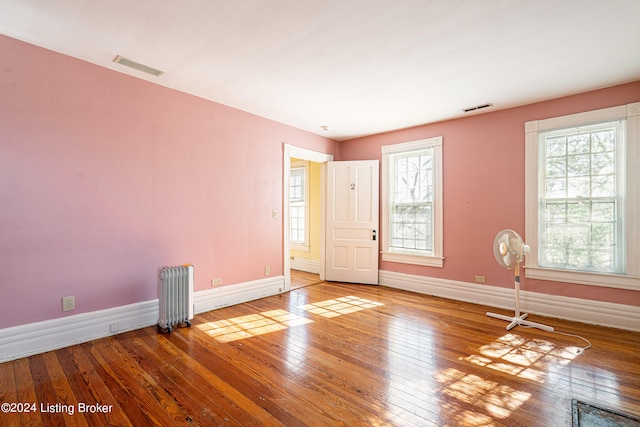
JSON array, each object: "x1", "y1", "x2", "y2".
[{"x1": 325, "y1": 160, "x2": 379, "y2": 284}]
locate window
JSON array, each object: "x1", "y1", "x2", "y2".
[
  {"x1": 382, "y1": 137, "x2": 443, "y2": 267},
  {"x1": 525, "y1": 102, "x2": 640, "y2": 290},
  {"x1": 290, "y1": 161, "x2": 309, "y2": 251}
]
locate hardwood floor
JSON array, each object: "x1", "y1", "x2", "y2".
[
  {"x1": 1, "y1": 282, "x2": 639, "y2": 426},
  {"x1": 290, "y1": 269, "x2": 322, "y2": 289}
]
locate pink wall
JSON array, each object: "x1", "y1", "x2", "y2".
[
  {"x1": 2, "y1": 34, "x2": 638, "y2": 332},
  {"x1": 0, "y1": 35, "x2": 337, "y2": 329},
  {"x1": 340, "y1": 81, "x2": 640, "y2": 307}
]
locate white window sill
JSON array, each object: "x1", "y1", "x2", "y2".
[
  {"x1": 382, "y1": 252, "x2": 444, "y2": 267},
  {"x1": 525, "y1": 266, "x2": 640, "y2": 291}
]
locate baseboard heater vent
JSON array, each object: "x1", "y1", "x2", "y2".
[{"x1": 158, "y1": 264, "x2": 194, "y2": 333}]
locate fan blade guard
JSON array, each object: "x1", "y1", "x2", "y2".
[{"x1": 493, "y1": 229, "x2": 527, "y2": 269}]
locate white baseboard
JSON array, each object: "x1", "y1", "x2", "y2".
[
  {"x1": 290, "y1": 258, "x2": 321, "y2": 274},
  {"x1": 379, "y1": 270, "x2": 640, "y2": 332},
  {"x1": 0, "y1": 275, "x2": 286, "y2": 363},
  {"x1": 3, "y1": 271, "x2": 635, "y2": 363},
  {"x1": 194, "y1": 275, "x2": 285, "y2": 314},
  {"x1": 0, "y1": 300, "x2": 158, "y2": 363}
]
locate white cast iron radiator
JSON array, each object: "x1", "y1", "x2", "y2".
[{"x1": 157, "y1": 264, "x2": 194, "y2": 333}]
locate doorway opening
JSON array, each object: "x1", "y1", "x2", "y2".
[{"x1": 283, "y1": 144, "x2": 333, "y2": 291}]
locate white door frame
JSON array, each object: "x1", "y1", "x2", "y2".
[{"x1": 283, "y1": 144, "x2": 333, "y2": 291}]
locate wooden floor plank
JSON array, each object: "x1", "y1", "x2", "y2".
[
  {"x1": 56, "y1": 345, "x2": 132, "y2": 427},
  {"x1": 1, "y1": 282, "x2": 639, "y2": 426},
  {"x1": 13, "y1": 358, "x2": 44, "y2": 427},
  {"x1": 41, "y1": 351, "x2": 88, "y2": 427}
]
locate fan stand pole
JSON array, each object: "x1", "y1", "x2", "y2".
[{"x1": 486, "y1": 264, "x2": 554, "y2": 332}]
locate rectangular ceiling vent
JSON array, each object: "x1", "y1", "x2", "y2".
[
  {"x1": 113, "y1": 55, "x2": 164, "y2": 77},
  {"x1": 462, "y1": 103, "x2": 493, "y2": 113}
]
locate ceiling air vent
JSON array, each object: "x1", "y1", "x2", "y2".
[
  {"x1": 113, "y1": 55, "x2": 164, "y2": 77},
  {"x1": 462, "y1": 103, "x2": 493, "y2": 113}
]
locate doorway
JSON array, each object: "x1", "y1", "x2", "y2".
[
  {"x1": 289, "y1": 157, "x2": 322, "y2": 289},
  {"x1": 283, "y1": 144, "x2": 333, "y2": 291}
]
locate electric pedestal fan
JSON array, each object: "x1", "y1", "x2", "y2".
[{"x1": 486, "y1": 229, "x2": 554, "y2": 332}]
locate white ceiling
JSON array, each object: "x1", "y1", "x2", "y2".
[{"x1": 1, "y1": 0, "x2": 639, "y2": 141}]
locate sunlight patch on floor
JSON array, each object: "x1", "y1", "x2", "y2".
[
  {"x1": 463, "y1": 333, "x2": 580, "y2": 383},
  {"x1": 300, "y1": 295, "x2": 384, "y2": 318},
  {"x1": 436, "y1": 368, "x2": 531, "y2": 420},
  {"x1": 198, "y1": 296, "x2": 383, "y2": 342},
  {"x1": 197, "y1": 309, "x2": 312, "y2": 342},
  {"x1": 433, "y1": 332, "x2": 583, "y2": 422}
]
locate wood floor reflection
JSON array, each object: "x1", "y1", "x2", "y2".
[
  {"x1": 290, "y1": 269, "x2": 322, "y2": 289},
  {"x1": 1, "y1": 282, "x2": 639, "y2": 426}
]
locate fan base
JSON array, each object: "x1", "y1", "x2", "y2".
[{"x1": 486, "y1": 311, "x2": 554, "y2": 332}]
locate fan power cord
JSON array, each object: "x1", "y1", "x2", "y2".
[
  {"x1": 553, "y1": 330, "x2": 592, "y2": 354},
  {"x1": 519, "y1": 324, "x2": 592, "y2": 354}
]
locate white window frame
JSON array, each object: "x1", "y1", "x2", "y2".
[
  {"x1": 525, "y1": 102, "x2": 640, "y2": 290},
  {"x1": 290, "y1": 160, "x2": 310, "y2": 252},
  {"x1": 381, "y1": 136, "x2": 444, "y2": 267}
]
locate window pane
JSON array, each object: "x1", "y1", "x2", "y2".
[
  {"x1": 546, "y1": 136, "x2": 566, "y2": 156},
  {"x1": 546, "y1": 156, "x2": 566, "y2": 178},
  {"x1": 545, "y1": 178, "x2": 566, "y2": 198},
  {"x1": 566, "y1": 154, "x2": 590, "y2": 177},
  {"x1": 591, "y1": 175, "x2": 615, "y2": 197},
  {"x1": 591, "y1": 151, "x2": 615, "y2": 175},
  {"x1": 568, "y1": 132, "x2": 590, "y2": 154},
  {"x1": 567, "y1": 176, "x2": 590, "y2": 198},
  {"x1": 591, "y1": 129, "x2": 615, "y2": 152}
]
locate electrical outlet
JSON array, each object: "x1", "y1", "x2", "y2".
[
  {"x1": 264, "y1": 266, "x2": 270, "y2": 276},
  {"x1": 110, "y1": 322, "x2": 118, "y2": 333},
  {"x1": 475, "y1": 275, "x2": 486, "y2": 283},
  {"x1": 212, "y1": 278, "x2": 222, "y2": 286},
  {"x1": 62, "y1": 296, "x2": 75, "y2": 312}
]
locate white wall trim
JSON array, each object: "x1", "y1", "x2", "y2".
[
  {"x1": 194, "y1": 275, "x2": 285, "y2": 315},
  {"x1": 0, "y1": 275, "x2": 286, "y2": 363},
  {"x1": 0, "y1": 300, "x2": 158, "y2": 363},
  {"x1": 4, "y1": 270, "x2": 635, "y2": 363},
  {"x1": 379, "y1": 270, "x2": 640, "y2": 332},
  {"x1": 290, "y1": 257, "x2": 321, "y2": 274}
]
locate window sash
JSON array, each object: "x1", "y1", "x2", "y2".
[
  {"x1": 389, "y1": 149, "x2": 434, "y2": 255},
  {"x1": 538, "y1": 120, "x2": 625, "y2": 274},
  {"x1": 290, "y1": 167, "x2": 305, "y2": 203},
  {"x1": 289, "y1": 165, "x2": 308, "y2": 246}
]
